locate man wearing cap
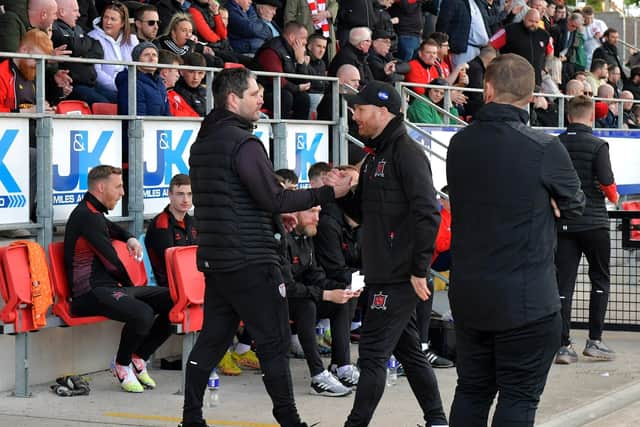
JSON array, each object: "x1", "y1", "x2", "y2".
[
  {"x1": 368, "y1": 29, "x2": 409, "y2": 83},
  {"x1": 115, "y1": 41, "x2": 169, "y2": 116},
  {"x1": 255, "y1": 0, "x2": 282, "y2": 38},
  {"x1": 326, "y1": 81, "x2": 448, "y2": 427}
]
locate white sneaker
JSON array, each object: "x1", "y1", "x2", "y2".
[
  {"x1": 310, "y1": 370, "x2": 352, "y2": 397},
  {"x1": 110, "y1": 358, "x2": 144, "y2": 393},
  {"x1": 331, "y1": 364, "x2": 360, "y2": 388}
]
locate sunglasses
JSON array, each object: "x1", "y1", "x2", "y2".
[{"x1": 140, "y1": 20, "x2": 160, "y2": 26}]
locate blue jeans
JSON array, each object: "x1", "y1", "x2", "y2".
[
  {"x1": 397, "y1": 35, "x2": 421, "y2": 61},
  {"x1": 68, "y1": 84, "x2": 111, "y2": 106}
]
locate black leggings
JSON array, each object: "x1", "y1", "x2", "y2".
[
  {"x1": 71, "y1": 286, "x2": 172, "y2": 365},
  {"x1": 416, "y1": 277, "x2": 436, "y2": 344}
]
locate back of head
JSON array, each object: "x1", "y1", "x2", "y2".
[
  {"x1": 275, "y1": 169, "x2": 299, "y2": 185},
  {"x1": 566, "y1": 94, "x2": 593, "y2": 123},
  {"x1": 158, "y1": 49, "x2": 183, "y2": 65},
  {"x1": 565, "y1": 79, "x2": 583, "y2": 96},
  {"x1": 479, "y1": 45, "x2": 497, "y2": 61},
  {"x1": 182, "y1": 52, "x2": 206, "y2": 67},
  {"x1": 349, "y1": 27, "x2": 371, "y2": 46},
  {"x1": 308, "y1": 162, "x2": 331, "y2": 181},
  {"x1": 484, "y1": 54, "x2": 535, "y2": 107},
  {"x1": 212, "y1": 67, "x2": 255, "y2": 110},
  {"x1": 597, "y1": 83, "x2": 613, "y2": 99},
  {"x1": 18, "y1": 28, "x2": 54, "y2": 54}
]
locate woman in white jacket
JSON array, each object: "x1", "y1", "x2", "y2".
[{"x1": 88, "y1": 1, "x2": 139, "y2": 103}]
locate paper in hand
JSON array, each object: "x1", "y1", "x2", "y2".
[{"x1": 350, "y1": 272, "x2": 365, "y2": 292}]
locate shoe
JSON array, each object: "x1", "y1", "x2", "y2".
[
  {"x1": 583, "y1": 339, "x2": 616, "y2": 361},
  {"x1": 110, "y1": 359, "x2": 144, "y2": 393},
  {"x1": 555, "y1": 344, "x2": 579, "y2": 365},
  {"x1": 424, "y1": 350, "x2": 454, "y2": 368},
  {"x1": 310, "y1": 370, "x2": 352, "y2": 397},
  {"x1": 131, "y1": 355, "x2": 156, "y2": 389},
  {"x1": 217, "y1": 350, "x2": 242, "y2": 375},
  {"x1": 290, "y1": 341, "x2": 306, "y2": 359},
  {"x1": 178, "y1": 421, "x2": 209, "y2": 427},
  {"x1": 332, "y1": 364, "x2": 359, "y2": 388},
  {"x1": 231, "y1": 349, "x2": 260, "y2": 370}
]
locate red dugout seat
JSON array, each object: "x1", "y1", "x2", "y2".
[
  {"x1": 112, "y1": 240, "x2": 148, "y2": 286},
  {"x1": 55, "y1": 100, "x2": 92, "y2": 115},
  {"x1": 91, "y1": 102, "x2": 118, "y2": 115},
  {"x1": 165, "y1": 246, "x2": 204, "y2": 333}
]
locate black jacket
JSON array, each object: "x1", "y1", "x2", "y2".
[
  {"x1": 465, "y1": 56, "x2": 485, "y2": 118},
  {"x1": 592, "y1": 42, "x2": 627, "y2": 80},
  {"x1": 190, "y1": 108, "x2": 335, "y2": 272},
  {"x1": 501, "y1": 22, "x2": 550, "y2": 85},
  {"x1": 151, "y1": 0, "x2": 188, "y2": 35},
  {"x1": 338, "y1": 116, "x2": 441, "y2": 284},
  {"x1": 389, "y1": 0, "x2": 424, "y2": 37},
  {"x1": 372, "y1": 4, "x2": 398, "y2": 53},
  {"x1": 328, "y1": 43, "x2": 374, "y2": 86},
  {"x1": 174, "y1": 78, "x2": 207, "y2": 117},
  {"x1": 255, "y1": 36, "x2": 310, "y2": 93},
  {"x1": 558, "y1": 123, "x2": 615, "y2": 232},
  {"x1": 52, "y1": 19, "x2": 103, "y2": 87},
  {"x1": 369, "y1": 51, "x2": 409, "y2": 83},
  {"x1": 337, "y1": 0, "x2": 377, "y2": 31},
  {"x1": 446, "y1": 103, "x2": 586, "y2": 331},
  {"x1": 436, "y1": 0, "x2": 491, "y2": 54},
  {"x1": 308, "y1": 57, "x2": 328, "y2": 94}
]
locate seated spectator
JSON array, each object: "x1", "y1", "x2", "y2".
[
  {"x1": 607, "y1": 64, "x2": 622, "y2": 98},
  {"x1": 623, "y1": 66, "x2": 640, "y2": 100},
  {"x1": 227, "y1": 0, "x2": 272, "y2": 55},
  {"x1": 306, "y1": 33, "x2": 328, "y2": 117},
  {"x1": 188, "y1": 0, "x2": 227, "y2": 44},
  {"x1": 153, "y1": 0, "x2": 190, "y2": 36},
  {"x1": 283, "y1": 205, "x2": 361, "y2": 396},
  {"x1": 368, "y1": 29, "x2": 409, "y2": 83},
  {"x1": 428, "y1": 32, "x2": 452, "y2": 79},
  {"x1": 407, "y1": 78, "x2": 459, "y2": 124},
  {"x1": 154, "y1": 13, "x2": 223, "y2": 68},
  {"x1": 284, "y1": 0, "x2": 338, "y2": 60},
  {"x1": 466, "y1": 45, "x2": 497, "y2": 118},
  {"x1": 66, "y1": 165, "x2": 172, "y2": 393},
  {"x1": 530, "y1": 90, "x2": 559, "y2": 127},
  {"x1": 116, "y1": 41, "x2": 169, "y2": 115},
  {"x1": 620, "y1": 90, "x2": 638, "y2": 129},
  {"x1": 565, "y1": 78, "x2": 584, "y2": 96},
  {"x1": 157, "y1": 48, "x2": 182, "y2": 91},
  {"x1": 595, "y1": 83, "x2": 618, "y2": 128},
  {"x1": 145, "y1": 174, "x2": 197, "y2": 288},
  {"x1": 88, "y1": 1, "x2": 139, "y2": 103},
  {"x1": 405, "y1": 38, "x2": 441, "y2": 96},
  {"x1": 328, "y1": 27, "x2": 374, "y2": 86},
  {"x1": 134, "y1": 4, "x2": 160, "y2": 43},
  {"x1": 255, "y1": 22, "x2": 311, "y2": 119},
  {"x1": 585, "y1": 59, "x2": 608, "y2": 95},
  {"x1": 172, "y1": 52, "x2": 207, "y2": 117},
  {"x1": 275, "y1": 168, "x2": 299, "y2": 190},
  {"x1": 255, "y1": 0, "x2": 281, "y2": 38},
  {"x1": 0, "y1": 0, "x2": 56, "y2": 53},
  {"x1": 53, "y1": 0, "x2": 108, "y2": 106}
]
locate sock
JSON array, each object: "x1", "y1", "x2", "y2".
[
  {"x1": 291, "y1": 334, "x2": 301, "y2": 348},
  {"x1": 235, "y1": 343, "x2": 251, "y2": 355},
  {"x1": 336, "y1": 364, "x2": 352, "y2": 377},
  {"x1": 421, "y1": 342, "x2": 429, "y2": 352},
  {"x1": 350, "y1": 321, "x2": 361, "y2": 331}
]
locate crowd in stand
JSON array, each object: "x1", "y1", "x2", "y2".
[{"x1": 2, "y1": 0, "x2": 640, "y2": 128}]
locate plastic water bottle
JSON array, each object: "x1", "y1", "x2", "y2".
[
  {"x1": 386, "y1": 355, "x2": 398, "y2": 386},
  {"x1": 205, "y1": 369, "x2": 220, "y2": 407}
]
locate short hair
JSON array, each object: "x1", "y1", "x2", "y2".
[
  {"x1": 484, "y1": 54, "x2": 535, "y2": 104},
  {"x1": 275, "y1": 169, "x2": 299, "y2": 184},
  {"x1": 169, "y1": 173, "x2": 191, "y2": 192},
  {"x1": 283, "y1": 21, "x2": 306, "y2": 37},
  {"x1": 349, "y1": 27, "x2": 372, "y2": 45},
  {"x1": 569, "y1": 12, "x2": 584, "y2": 24},
  {"x1": 603, "y1": 28, "x2": 618, "y2": 38},
  {"x1": 182, "y1": 52, "x2": 206, "y2": 67},
  {"x1": 479, "y1": 45, "x2": 497, "y2": 60},
  {"x1": 102, "y1": 1, "x2": 132, "y2": 44},
  {"x1": 581, "y1": 5, "x2": 594, "y2": 16},
  {"x1": 18, "y1": 29, "x2": 53, "y2": 54},
  {"x1": 607, "y1": 63, "x2": 620, "y2": 73},
  {"x1": 88, "y1": 165, "x2": 122, "y2": 189},
  {"x1": 158, "y1": 49, "x2": 183, "y2": 65},
  {"x1": 419, "y1": 38, "x2": 439, "y2": 51},
  {"x1": 597, "y1": 83, "x2": 613, "y2": 99},
  {"x1": 308, "y1": 33, "x2": 328, "y2": 45},
  {"x1": 590, "y1": 58, "x2": 607, "y2": 73},
  {"x1": 308, "y1": 162, "x2": 331, "y2": 181},
  {"x1": 213, "y1": 67, "x2": 256, "y2": 110},
  {"x1": 428, "y1": 32, "x2": 449, "y2": 45},
  {"x1": 134, "y1": 4, "x2": 158, "y2": 21},
  {"x1": 567, "y1": 95, "x2": 593, "y2": 120},
  {"x1": 631, "y1": 66, "x2": 640, "y2": 79}
]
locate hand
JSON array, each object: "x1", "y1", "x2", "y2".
[
  {"x1": 61, "y1": 83, "x2": 73, "y2": 97},
  {"x1": 390, "y1": 17, "x2": 399, "y2": 24},
  {"x1": 411, "y1": 275, "x2": 431, "y2": 301},
  {"x1": 384, "y1": 61, "x2": 396, "y2": 75},
  {"x1": 190, "y1": 34, "x2": 199, "y2": 43},
  {"x1": 281, "y1": 213, "x2": 298, "y2": 232},
  {"x1": 323, "y1": 289, "x2": 355, "y2": 304},
  {"x1": 292, "y1": 38, "x2": 307, "y2": 64},
  {"x1": 451, "y1": 90, "x2": 468, "y2": 105},
  {"x1": 126, "y1": 238, "x2": 143, "y2": 261},
  {"x1": 53, "y1": 44, "x2": 71, "y2": 57},
  {"x1": 324, "y1": 169, "x2": 352, "y2": 198},
  {"x1": 54, "y1": 70, "x2": 73, "y2": 88},
  {"x1": 298, "y1": 82, "x2": 311, "y2": 92},
  {"x1": 304, "y1": 55, "x2": 310, "y2": 65},
  {"x1": 550, "y1": 197, "x2": 560, "y2": 218},
  {"x1": 511, "y1": 4, "x2": 524, "y2": 14},
  {"x1": 311, "y1": 10, "x2": 329, "y2": 24},
  {"x1": 203, "y1": 46, "x2": 215, "y2": 56},
  {"x1": 533, "y1": 96, "x2": 548, "y2": 110}
]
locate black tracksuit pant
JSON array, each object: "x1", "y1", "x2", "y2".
[
  {"x1": 288, "y1": 298, "x2": 351, "y2": 376},
  {"x1": 556, "y1": 228, "x2": 611, "y2": 346},
  {"x1": 344, "y1": 282, "x2": 447, "y2": 427},
  {"x1": 416, "y1": 278, "x2": 436, "y2": 344},
  {"x1": 71, "y1": 286, "x2": 172, "y2": 365},
  {"x1": 182, "y1": 263, "x2": 303, "y2": 427},
  {"x1": 450, "y1": 312, "x2": 561, "y2": 427}
]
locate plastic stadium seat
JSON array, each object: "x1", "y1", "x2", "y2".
[
  {"x1": 91, "y1": 102, "x2": 118, "y2": 115},
  {"x1": 112, "y1": 240, "x2": 148, "y2": 286},
  {"x1": 165, "y1": 246, "x2": 204, "y2": 333},
  {"x1": 48, "y1": 242, "x2": 108, "y2": 326},
  {"x1": 138, "y1": 233, "x2": 157, "y2": 286},
  {"x1": 223, "y1": 62, "x2": 244, "y2": 69},
  {"x1": 55, "y1": 100, "x2": 92, "y2": 115},
  {"x1": 0, "y1": 245, "x2": 45, "y2": 333},
  {"x1": 622, "y1": 201, "x2": 640, "y2": 241}
]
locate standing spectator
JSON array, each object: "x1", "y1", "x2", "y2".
[
  {"x1": 335, "y1": 0, "x2": 376, "y2": 48},
  {"x1": 328, "y1": 27, "x2": 375, "y2": 86},
  {"x1": 465, "y1": 45, "x2": 496, "y2": 118},
  {"x1": 284, "y1": 0, "x2": 338, "y2": 60},
  {"x1": 542, "y1": 0, "x2": 554, "y2": 31},
  {"x1": 592, "y1": 29, "x2": 627, "y2": 80},
  {"x1": 88, "y1": 1, "x2": 139, "y2": 103},
  {"x1": 52, "y1": 0, "x2": 107, "y2": 106},
  {"x1": 555, "y1": 95, "x2": 618, "y2": 365},
  {"x1": 373, "y1": 0, "x2": 398, "y2": 54},
  {"x1": 551, "y1": 12, "x2": 586, "y2": 84},
  {"x1": 151, "y1": 0, "x2": 189, "y2": 35},
  {"x1": 405, "y1": 38, "x2": 441, "y2": 95},
  {"x1": 255, "y1": 21, "x2": 311, "y2": 119},
  {"x1": 436, "y1": 0, "x2": 491, "y2": 68},
  {"x1": 179, "y1": 67, "x2": 351, "y2": 427},
  {"x1": 581, "y1": 6, "x2": 606, "y2": 70},
  {"x1": 133, "y1": 4, "x2": 160, "y2": 43},
  {"x1": 368, "y1": 29, "x2": 409, "y2": 83},
  {"x1": 607, "y1": 64, "x2": 622, "y2": 97},
  {"x1": 446, "y1": 54, "x2": 585, "y2": 426},
  {"x1": 329, "y1": 80, "x2": 449, "y2": 427},
  {"x1": 188, "y1": 0, "x2": 227, "y2": 44},
  {"x1": 227, "y1": 0, "x2": 272, "y2": 55},
  {"x1": 389, "y1": 0, "x2": 424, "y2": 61},
  {"x1": 145, "y1": 174, "x2": 197, "y2": 288}
]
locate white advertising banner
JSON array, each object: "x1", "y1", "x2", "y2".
[
  {"x1": 285, "y1": 124, "x2": 329, "y2": 188},
  {"x1": 0, "y1": 118, "x2": 30, "y2": 224},
  {"x1": 52, "y1": 119, "x2": 122, "y2": 221}
]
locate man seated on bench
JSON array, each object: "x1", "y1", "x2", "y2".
[
  {"x1": 64, "y1": 165, "x2": 173, "y2": 393},
  {"x1": 283, "y1": 205, "x2": 361, "y2": 397}
]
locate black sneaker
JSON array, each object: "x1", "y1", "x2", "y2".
[
  {"x1": 583, "y1": 339, "x2": 616, "y2": 361},
  {"x1": 555, "y1": 344, "x2": 578, "y2": 365},
  {"x1": 424, "y1": 350, "x2": 454, "y2": 368}
]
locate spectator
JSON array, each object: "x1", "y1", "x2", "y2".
[
  {"x1": 466, "y1": 45, "x2": 497, "y2": 118},
  {"x1": 151, "y1": 0, "x2": 190, "y2": 35},
  {"x1": 76, "y1": 0, "x2": 97, "y2": 32},
  {"x1": 88, "y1": 1, "x2": 139, "y2": 103},
  {"x1": 405, "y1": 38, "x2": 441, "y2": 96},
  {"x1": 373, "y1": 0, "x2": 398, "y2": 54},
  {"x1": 592, "y1": 29, "x2": 627, "y2": 80},
  {"x1": 227, "y1": 0, "x2": 272, "y2": 55},
  {"x1": 157, "y1": 48, "x2": 181, "y2": 90},
  {"x1": 581, "y1": 6, "x2": 606, "y2": 69},
  {"x1": 173, "y1": 52, "x2": 208, "y2": 117},
  {"x1": 328, "y1": 27, "x2": 374, "y2": 86},
  {"x1": 542, "y1": 0, "x2": 555, "y2": 31},
  {"x1": 145, "y1": 174, "x2": 196, "y2": 288},
  {"x1": 428, "y1": 32, "x2": 452, "y2": 79},
  {"x1": 65, "y1": 165, "x2": 173, "y2": 393},
  {"x1": 585, "y1": 58, "x2": 608, "y2": 95},
  {"x1": 607, "y1": 64, "x2": 622, "y2": 97},
  {"x1": 154, "y1": 13, "x2": 222, "y2": 67},
  {"x1": 407, "y1": 78, "x2": 459, "y2": 124},
  {"x1": 133, "y1": 4, "x2": 160, "y2": 43},
  {"x1": 389, "y1": 0, "x2": 425, "y2": 61},
  {"x1": 116, "y1": 41, "x2": 169, "y2": 115},
  {"x1": 256, "y1": 0, "x2": 282, "y2": 38},
  {"x1": 623, "y1": 66, "x2": 640, "y2": 100},
  {"x1": 335, "y1": 0, "x2": 376, "y2": 48},
  {"x1": 0, "y1": 0, "x2": 57, "y2": 53},
  {"x1": 275, "y1": 168, "x2": 299, "y2": 190},
  {"x1": 188, "y1": 0, "x2": 227, "y2": 44},
  {"x1": 284, "y1": 0, "x2": 337, "y2": 60},
  {"x1": 554, "y1": 2, "x2": 566, "y2": 23},
  {"x1": 595, "y1": 83, "x2": 618, "y2": 129},
  {"x1": 551, "y1": 11, "x2": 585, "y2": 84},
  {"x1": 283, "y1": 205, "x2": 360, "y2": 396},
  {"x1": 255, "y1": 22, "x2": 311, "y2": 119},
  {"x1": 368, "y1": 29, "x2": 409, "y2": 83},
  {"x1": 52, "y1": 0, "x2": 107, "y2": 106},
  {"x1": 436, "y1": 0, "x2": 491, "y2": 68},
  {"x1": 563, "y1": 79, "x2": 582, "y2": 97},
  {"x1": 306, "y1": 33, "x2": 328, "y2": 117},
  {"x1": 620, "y1": 90, "x2": 638, "y2": 128}
]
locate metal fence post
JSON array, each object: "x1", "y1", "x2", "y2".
[
  {"x1": 36, "y1": 117, "x2": 53, "y2": 251},
  {"x1": 558, "y1": 96, "x2": 565, "y2": 129},
  {"x1": 206, "y1": 70, "x2": 215, "y2": 114},
  {"x1": 331, "y1": 79, "x2": 345, "y2": 166},
  {"x1": 272, "y1": 122, "x2": 288, "y2": 170},
  {"x1": 128, "y1": 119, "x2": 144, "y2": 237},
  {"x1": 13, "y1": 333, "x2": 30, "y2": 397}
]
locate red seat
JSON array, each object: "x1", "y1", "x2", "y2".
[
  {"x1": 55, "y1": 100, "x2": 92, "y2": 115},
  {"x1": 112, "y1": 240, "x2": 148, "y2": 286},
  {"x1": 223, "y1": 62, "x2": 244, "y2": 69},
  {"x1": 0, "y1": 245, "x2": 43, "y2": 333},
  {"x1": 622, "y1": 201, "x2": 640, "y2": 241},
  {"x1": 166, "y1": 246, "x2": 204, "y2": 333},
  {"x1": 91, "y1": 102, "x2": 118, "y2": 115},
  {"x1": 48, "y1": 242, "x2": 107, "y2": 326}
]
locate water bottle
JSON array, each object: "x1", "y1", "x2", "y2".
[
  {"x1": 205, "y1": 369, "x2": 220, "y2": 407},
  {"x1": 386, "y1": 355, "x2": 398, "y2": 386}
]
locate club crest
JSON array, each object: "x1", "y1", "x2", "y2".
[{"x1": 371, "y1": 292, "x2": 388, "y2": 310}]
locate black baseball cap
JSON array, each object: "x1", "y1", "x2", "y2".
[{"x1": 344, "y1": 81, "x2": 401, "y2": 115}]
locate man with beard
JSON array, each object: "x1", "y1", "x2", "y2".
[
  {"x1": 283, "y1": 205, "x2": 361, "y2": 396},
  {"x1": 593, "y1": 29, "x2": 626, "y2": 80}
]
